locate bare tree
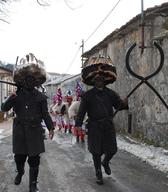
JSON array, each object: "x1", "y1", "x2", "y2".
[
  {"x1": 0, "y1": 0, "x2": 13, "y2": 24},
  {"x1": 0, "y1": 0, "x2": 51, "y2": 24},
  {"x1": 36, "y1": 0, "x2": 50, "y2": 6}
]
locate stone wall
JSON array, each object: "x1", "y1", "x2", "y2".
[
  {"x1": 81, "y1": 8, "x2": 168, "y2": 147},
  {"x1": 102, "y1": 15, "x2": 168, "y2": 147}
]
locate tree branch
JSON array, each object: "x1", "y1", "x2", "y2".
[{"x1": 36, "y1": 0, "x2": 50, "y2": 6}]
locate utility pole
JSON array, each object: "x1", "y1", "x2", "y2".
[
  {"x1": 81, "y1": 39, "x2": 84, "y2": 68},
  {"x1": 140, "y1": 0, "x2": 145, "y2": 54}
]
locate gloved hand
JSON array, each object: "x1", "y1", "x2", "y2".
[{"x1": 4, "y1": 92, "x2": 17, "y2": 101}]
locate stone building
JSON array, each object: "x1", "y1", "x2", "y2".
[
  {"x1": 45, "y1": 74, "x2": 84, "y2": 105},
  {"x1": 0, "y1": 66, "x2": 14, "y2": 121},
  {"x1": 82, "y1": 3, "x2": 168, "y2": 147}
]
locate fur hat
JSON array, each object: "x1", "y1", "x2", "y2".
[
  {"x1": 81, "y1": 55, "x2": 117, "y2": 86},
  {"x1": 13, "y1": 53, "x2": 47, "y2": 87}
]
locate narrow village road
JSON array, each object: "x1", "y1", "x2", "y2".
[{"x1": 0, "y1": 119, "x2": 168, "y2": 192}]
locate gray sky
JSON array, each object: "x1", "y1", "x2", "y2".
[{"x1": 0, "y1": 0, "x2": 167, "y2": 74}]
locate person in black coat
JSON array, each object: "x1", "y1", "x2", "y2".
[
  {"x1": 1, "y1": 54, "x2": 55, "y2": 192},
  {"x1": 75, "y1": 75, "x2": 128, "y2": 185}
]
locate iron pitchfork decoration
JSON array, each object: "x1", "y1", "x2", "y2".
[
  {"x1": 125, "y1": 41, "x2": 167, "y2": 110},
  {"x1": 113, "y1": 0, "x2": 168, "y2": 117},
  {"x1": 113, "y1": 41, "x2": 168, "y2": 117}
]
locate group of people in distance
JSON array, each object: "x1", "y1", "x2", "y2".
[{"x1": 49, "y1": 83, "x2": 86, "y2": 143}]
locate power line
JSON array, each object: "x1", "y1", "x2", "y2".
[
  {"x1": 56, "y1": 45, "x2": 81, "y2": 82},
  {"x1": 64, "y1": 45, "x2": 81, "y2": 74},
  {"x1": 64, "y1": 0, "x2": 122, "y2": 74},
  {"x1": 84, "y1": 0, "x2": 122, "y2": 44}
]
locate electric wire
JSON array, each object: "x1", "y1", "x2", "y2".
[
  {"x1": 58, "y1": 45, "x2": 81, "y2": 81},
  {"x1": 65, "y1": 45, "x2": 81, "y2": 74},
  {"x1": 84, "y1": 0, "x2": 122, "y2": 44},
  {"x1": 63, "y1": 0, "x2": 122, "y2": 73}
]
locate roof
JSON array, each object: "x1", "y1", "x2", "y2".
[
  {"x1": 45, "y1": 74, "x2": 76, "y2": 86},
  {"x1": 82, "y1": 2, "x2": 168, "y2": 58},
  {"x1": 0, "y1": 65, "x2": 13, "y2": 73}
]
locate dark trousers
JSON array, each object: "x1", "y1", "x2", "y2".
[
  {"x1": 92, "y1": 153, "x2": 114, "y2": 171},
  {"x1": 14, "y1": 154, "x2": 40, "y2": 168},
  {"x1": 14, "y1": 154, "x2": 40, "y2": 188}
]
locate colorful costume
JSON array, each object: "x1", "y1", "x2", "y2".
[
  {"x1": 68, "y1": 82, "x2": 85, "y2": 142},
  {"x1": 62, "y1": 90, "x2": 73, "y2": 133},
  {"x1": 52, "y1": 88, "x2": 65, "y2": 130}
]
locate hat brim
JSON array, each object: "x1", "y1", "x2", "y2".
[
  {"x1": 81, "y1": 63, "x2": 117, "y2": 86},
  {"x1": 14, "y1": 64, "x2": 46, "y2": 86}
]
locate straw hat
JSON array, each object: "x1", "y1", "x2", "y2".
[{"x1": 81, "y1": 55, "x2": 117, "y2": 86}]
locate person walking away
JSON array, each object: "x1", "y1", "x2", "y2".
[{"x1": 68, "y1": 83, "x2": 85, "y2": 142}]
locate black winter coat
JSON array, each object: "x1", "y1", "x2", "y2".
[
  {"x1": 75, "y1": 87, "x2": 128, "y2": 155},
  {"x1": 1, "y1": 88, "x2": 54, "y2": 156}
]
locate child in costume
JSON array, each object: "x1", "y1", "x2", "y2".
[
  {"x1": 52, "y1": 88, "x2": 65, "y2": 131},
  {"x1": 62, "y1": 90, "x2": 73, "y2": 134},
  {"x1": 68, "y1": 82, "x2": 85, "y2": 142}
]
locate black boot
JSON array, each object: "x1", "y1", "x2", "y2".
[
  {"x1": 101, "y1": 160, "x2": 111, "y2": 175},
  {"x1": 76, "y1": 136, "x2": 79, "y2": 142},
  {"x1": 14, "y1": 164, "x2": 24, "y2": 185},
  {"x1": 69, "y1": 128, "x2": 72, "y2": 134},
  {"x1": 29, "y1": 167, "x2": 39, "y2": 192},
  {"x1": 92, "y1": 154, "x2": 103, "y2": 185},
  {"x1": 96, "y1": 169, "x2": 103, "y2": 185},
  {"x1": 101, "y1": 153, "x2": 114, "y2": 175},
  {"x1": 64, "y1": 128, "x2": 67, "y2": 133}
]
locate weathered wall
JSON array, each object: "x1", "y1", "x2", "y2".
[
  {"x1": 0, "y1": 68, "x2": 13, "y2": 106},
  {"x1": 102, "y1": 15, "x2": 168, "y2": 147}
]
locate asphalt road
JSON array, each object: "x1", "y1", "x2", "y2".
[{"x1": 0, "y1": 120, "x2": 168, "y2": 192}]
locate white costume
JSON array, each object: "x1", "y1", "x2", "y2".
[
  {"x1": 68, "y1": 100, "x2": 86, "y2": 141},
  {"x1": 62, "y1": 102, "x2": 73, "y2": 133},
  {"x1": 68, "y1": 101, "x2": 80, "y2": 119},
  {"x1": 52, "y1": 102, "x2": 65, "y2": 129}
]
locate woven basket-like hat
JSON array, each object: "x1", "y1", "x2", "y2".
[
  {"x1": 13, "y1": 53, "x2": 47, "y2": 87},
  {"x1": 81, "y1": 55, "x2": 117, "y2": 86}
]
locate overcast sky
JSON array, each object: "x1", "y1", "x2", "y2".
[{"x1": 0, "y1": 0, "x2": 167, "y2": 74}]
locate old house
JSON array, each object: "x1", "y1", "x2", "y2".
[
  {"x1": 82, "y1": 3, "x2": 168, "y2": 147},
  {"x1": 0, "y1": 66, "x2": 14, "y2": 121},
  {"x1": 45, "y1": 74, "x2": 84, "y2": 105}
]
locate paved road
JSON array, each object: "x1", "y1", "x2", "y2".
[{"x1": 0, "y1": 120, "x2": 168, "y2": 192}]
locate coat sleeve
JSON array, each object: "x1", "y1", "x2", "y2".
[
  {"x1": 1, "y1": 94, "x2": 16, "y2": 112},
  {"x1": 40, "y1": 99, "x2": 55, "y2": 131},
  {"x1": 112, "y1": 91, "x2": 129, "y2": 110},
  {"x1": 75, "y1": 99, "x2": 87, "y2": 127}
]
